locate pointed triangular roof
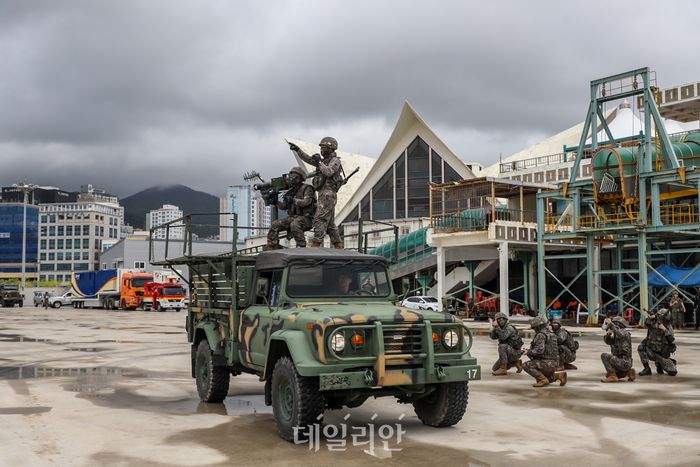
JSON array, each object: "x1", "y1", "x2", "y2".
[{"x1": 336, "y1": 101, "x2": 474, "y2": 223}]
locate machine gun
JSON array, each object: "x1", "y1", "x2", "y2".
[{"x1": 244, "y1": 171, "x2": 292, "y2": 207}]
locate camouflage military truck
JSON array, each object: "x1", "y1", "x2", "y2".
[{"x1": 152, "y1": 219, "x2": 480, "y2": 441}]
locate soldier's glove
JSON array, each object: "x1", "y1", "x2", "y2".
[
  {"x1": 288, "y1": 142, "x2": 299, "y2": 152},
  {"x1": 311, "y1": 153, "x2": 322, "y2": 164}
]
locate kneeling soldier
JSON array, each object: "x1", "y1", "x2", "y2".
[
  {"x1": 601, "y1": 316, "x2": 635, "y2": 382},
  {"x1": 638, "y1": 308, "x2": 677, "y2": 376},
  {"x1": 266, "y1": 167, "x2": 315, "y2": 250},
  {"x1": 522, "y1": 316, "x2": 567, "y2": 387},
  {"x1": 551, "y1": 318, "x2": 579, "y2": 370},
  {"x1": 489, "y1": 312, "x2": 524, "y2": 376}
]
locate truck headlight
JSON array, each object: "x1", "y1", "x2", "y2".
[
  {"x1": 330, "y1": 332, "x2": 345, "y2": 353},
  {"x1": 442, "y1": 329, "x2": 459, "y2": 349}
]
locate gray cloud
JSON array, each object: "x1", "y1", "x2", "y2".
[{"x1": 1, "y1": 0, "x2": 699, "y2": 197}]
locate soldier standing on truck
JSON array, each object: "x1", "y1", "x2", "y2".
[
  {"x1": 289, "y1": 137, "x2": 344, "y2": 248},
  {"x1": 265, "y1": 167, "x2": 316, "y2": 250}
]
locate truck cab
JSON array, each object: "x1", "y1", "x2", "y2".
[
  {"x1": 180, "y1": 248, "x2": 480, "y2": 441},
  {"x1": 143, "y1": 281, "x2": 186, "y2": 312},
  {"x1": 118, "y1": 271, "x2": 153, "y2": 309}
]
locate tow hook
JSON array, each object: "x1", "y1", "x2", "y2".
[
  {"x1": 364, "y1": 368, "x2": 375, "y2": 386},
  {"x1": 435, "y1": 365, "x2": 446, "y2": 380}
]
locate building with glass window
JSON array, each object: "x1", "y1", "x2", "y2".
[
  {"x1": 219, "y1": 185, "x2": 252, "y2": 242},
  {"x1": 38, "y1": 200, "x2": 124, "y2": 283},
  {"x1": 334, "y1": 102, "x2": 474, "y2": 248},
  {"x1": 0, "y1": 203, "x2": 39, "y2": 279}
]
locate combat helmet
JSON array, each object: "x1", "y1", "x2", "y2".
[
  {"x1": 550, "y1": 317, "x2": 562, "y2": 329},
  {"x1": 656, "y1": 308, "x2": 672, "y2": 325},
  {"x1": 288, "y1": 166, "x2": 306, "y2": 180},
  {"x1": 611, "y1": 316, "x2": 628, "y2": 328},
  {"x1": 319, "y1": 136, "x2": 338, "y2": 151},
  {"x1": 530, "y1": 316, "x2": 548, "y2": 330},
  {"x1": 494, "y1": 312, "x2": 508, "y2": 321}
]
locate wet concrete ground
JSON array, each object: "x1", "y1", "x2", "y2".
[{"x1": 1, "y1": 307, "x2": 699, "y2": 466}]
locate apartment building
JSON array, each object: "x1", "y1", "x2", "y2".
[{"x1": 146, "y1": 204, "x2": 184, "y2": 240}]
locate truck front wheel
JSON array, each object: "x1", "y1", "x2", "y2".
[
  {"x1": 271, "y1": 356, "x2": 324, "y2": 442},
  {"x1": 413, "y1": 381, "x2": 469, "y2": 427},
  {"x1": 195, "y1": 340, "x2": 229, "y2": 403}
]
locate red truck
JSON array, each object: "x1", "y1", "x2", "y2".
[{"x1": 142, "y1": 281, "x2": 186, "y2": 312}]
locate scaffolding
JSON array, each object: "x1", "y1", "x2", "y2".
[{"x1": 536, "y1": 67, "x2": 700, "y2": 324}]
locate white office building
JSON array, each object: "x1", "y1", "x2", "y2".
[
  {"x1": 146, "y1": 204, "x2": 184, "y2": 240},
  {"x1": 38, "y1": 201, "x2": 124, "y2": 282},
  {"x1": 250, "y1": 192, "x2": 271, "y2": 237}
]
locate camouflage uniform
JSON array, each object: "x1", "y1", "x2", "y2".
[
  {"x1": 292, "y1": 137, "x2": 343, "y2": 247},
  {"x1": 551, "y1": 319, "x2": 578, "y2": 370},
  {"x1": 601, "y1": 317, "x2": 635, "y2": 382},
  {"x1": 638, "y1": 309, "x2": 677, "y2": 376},
  {"x1": 523, "y1": 317, "x2": 565, "y2": 387},
  {"x1": 669, "y1": 294, "x2": 685, "y2": 329},
  {"x1": 266, "y1": 168, "x2": 315, "y2": 248},
  {"x1": 489, "y1": 312, "x2": 523, "y2": 375}
]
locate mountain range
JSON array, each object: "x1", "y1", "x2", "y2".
[{"x1": 120, "y1": 184, "x2": 219, "y2": 237}]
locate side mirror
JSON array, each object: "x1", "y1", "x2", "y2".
[{"x1": 256, "y1": 277, "x2": 270, "y2": 298}]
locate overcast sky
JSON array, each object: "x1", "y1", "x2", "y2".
[{"x1": 1, "y1": 0, "x2": 699, "y2": 198}]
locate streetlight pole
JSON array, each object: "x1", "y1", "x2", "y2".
[{"x1": 13, "y1": 182, "x2": 36, "y2": 292}]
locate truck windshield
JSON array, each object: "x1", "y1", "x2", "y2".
[
  {"x1": 163, "y1": 286, "x2": 184, "y2": 296},
  {"x1": 286, "y1": 262, "x2": 391, "y2": 298},
  {"x1": 132, "y1": 277, "x2": 153, "y2": 288},
  {"x1": 3, "y1": 285, "x2": 18, "y2": 290}
]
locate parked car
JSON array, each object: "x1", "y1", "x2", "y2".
[
  {"x1": 33, "y1": 291, "x2": 45, "y2": 306},
  {"x1": 48, "y1": 292, "x2": 73, "y2": 308},
  {"x1": 0, "y1": 284, "x2": 23, "y2": 307},
  {"x1": 401, "y1": 295, "x2": 443, "y2": 312}
]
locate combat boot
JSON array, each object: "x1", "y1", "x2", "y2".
[
  {"x1": 492, "y1": 366, "x2": 508, "y2": 376},
  {"x1": 515, "y1": 359, "x2": 523, "y2": 373},
  {"x1": 333, "y1": 242, "x2": 344, "y2": 249},
  {"x1": 532, "y1": 375, "x2": 549, "y2": 387},
  {"x1": 639, "y1": 364, "x2": 652, "y2": 376},
  {"x1": 555, "y1": 371, "x2": 567, "y2": 386},
  {"x1": 564, "y1": 363, "x2": 577, "y2": 370},
  {"x1": 309, "y1": 240, "x2": 322, "y2": 248},
  {"x1": 655, "y1": 362, "x2": 664, "y2": 375},
  {"x1": 601, "y1": 373, "x2": 618, "y2": 383},
  {"x1": 626, "y1": 368, "x2": 636, "y2": 382}
]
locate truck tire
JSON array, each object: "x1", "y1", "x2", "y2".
[
  {"x1": 271, "y1": 356, "x2": 324, "y2": 442},
  {"x1": 195, "y1": 340, "x2": 229, "y2": 403},
  {"x1": 19, "y1": 301, "x2": 23, "y2": 308},
  {"x1": 53, "y1": 302, "x2": 62, "y2": 308},
  {"x1": 413, "y1": 381, "x2": 469, "y2": 427}
]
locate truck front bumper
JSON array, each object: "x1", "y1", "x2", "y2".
[{"x1": 319, "y1": 363, "x2": 481, "y2": 391}]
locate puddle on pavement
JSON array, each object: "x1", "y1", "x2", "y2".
[
  {"x1": 0, "y1": 406, "x2": 52, "y2": 415},
  {"x1": 92, "y1": 414, "x2": 493, "y2": 467},
  {"x1": 490, "y1": 382, "x2": 700, "y2": 430},
  {"x1": 0, "y1": 366, "x2": 149, "y2": 381}
]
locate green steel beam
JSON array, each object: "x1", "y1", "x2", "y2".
[
  {"x1": 537, "y1": 191, "x2": 546, "y2": 313},
  {"x1": 586, "y1": 235, "x2": 597, "y2": 323},
  {"x1": 542, "y1": 253, "x2": 587, "y2": 261}
]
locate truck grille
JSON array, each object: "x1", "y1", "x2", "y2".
[{"x1": 383, "y1": 327, "x2": 422, "y2": 355}]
